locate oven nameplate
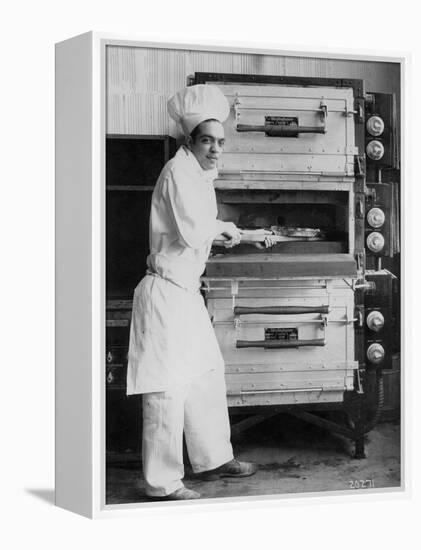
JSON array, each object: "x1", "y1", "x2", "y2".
[{"x1": 265, "y1": 327, "x2": 298, "y2": 341}]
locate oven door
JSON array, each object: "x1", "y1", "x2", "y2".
[
  {"x1": 205, "y1": 278, "x2": 358, "y2": 406},
  {"x1": 213, "y1": 83, "x2": 358, "y2": 180}
]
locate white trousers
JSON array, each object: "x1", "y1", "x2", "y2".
[{"x1": 142, "y1": 368, "x2": 234, "y2": 496}]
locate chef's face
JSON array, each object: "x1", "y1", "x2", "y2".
[{"x1": 188, "y1": 120, "x2": 225, "y2": 171}]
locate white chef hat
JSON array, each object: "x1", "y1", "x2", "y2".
[{"x1": 167, "y1": 84, "x2": 230, "y2": 136}]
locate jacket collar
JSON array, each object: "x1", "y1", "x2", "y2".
[{"x1": 177, "y1": 145, "x2": 218, "y2": 183}]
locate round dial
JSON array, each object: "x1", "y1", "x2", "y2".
[
  {"x1": 367, "y1": 343, "x2": 385, "y2": 365},
  {"x1": 366, "y1": 311, "x2": 385, "y2": 332},
  {"x1": 366, "y1": 116, "x2": 385, "y2": 136},
  {"x1": 367, "y1": 207, "x2": 385, "y2": 228},
  {"x1": 366, "y1": 140, "x2": 385, "y2": 161},
  {"x1": 367, "y1": 231, "x2": 385, "y2": 253}
]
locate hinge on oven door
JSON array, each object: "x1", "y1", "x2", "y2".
[
  {"x1": 353, "y1": 305, "x2": 364, "y2": 327},
  {"x1": 354, "y1": 155, "x2": 366, "y2": 176},
  {"x1": 355, "y1": 98, "x2": 364, "y2": 123},
  {"x1": 231, "y1": 280, "x2": 239, "y2": 310},
  {"x1": 355, "y1": 251, "x2": 365, "y2": 281},
  {"x1": 353, "y1": 252, "x2": 376, "y2": 292},
  {"x1": 356, "y1": 197, "x2": 364, "y2": 219},
  {"x1": 354, "y1": 279, "x2": 376, "y2": 292},
  {"x1": 355, "y1": 368, "x2": 363, "y2": 394},
  {"x1": 344, "y1": 98, "x2": 364, "y2": 123},
  {"x1": 353, "y1": 252, "x2": 375, "y2": 292}
]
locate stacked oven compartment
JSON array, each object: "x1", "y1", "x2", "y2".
[{"x1": 197, "y1": 73, "x2": 398, "y2": 457}]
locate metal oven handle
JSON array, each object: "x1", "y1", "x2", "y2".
[
  {"x1": 236, "y1": 123, "x2": 326, "y2": 137},
  {"x1": 236, "y1": 101, "x2": 328, "y2": 137},
  {"x1": 234, "y1": 306, "x2": 329, "y2": 315},
  {"x1": 236, "y1": 338, "x2": 326, "y2": 349},
  {"x1": 232, "y1": 388, "x2": 325, "y2": 395}
]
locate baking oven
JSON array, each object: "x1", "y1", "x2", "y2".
[
  {"x1": 194, "y1": 73, "x2": 399, "y2": 457},
  {"x1": 105, "y1": 72, "x2": 399, "y2": 461}
]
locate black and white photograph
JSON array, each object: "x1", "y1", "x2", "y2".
[
  {"x1": 103, "y1": 42, "x2": 402, "y2": 506},
  {"x1": 4, "y1": 0, "x2": 420, "y2": 545}
]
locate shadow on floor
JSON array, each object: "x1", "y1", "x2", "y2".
[{"x1": 25, "y1": 488, "x2": 55, "y2": 505}]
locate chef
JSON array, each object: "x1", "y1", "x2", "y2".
[{"x1": 127, "y1": 84, "x2": 258, "y2": 500}]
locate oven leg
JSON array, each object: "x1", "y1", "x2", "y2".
[
  {"x1": 344, "y1": 391, "x2": 367, "y2": 459},
  {"x1": 352, "y1": 396, "x2": 367, "y2": 459},
  {"x1": 354, "y1": 435, "x2": 366, "y2": 459}
]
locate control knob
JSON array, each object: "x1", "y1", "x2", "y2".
[
  {"x1": 366, "y1": 310, "x2": 385, "y2": 332},
  {"x1": 367, "y1": 343, "x2": 385, "y2": 365},
  {"x1": 366, "y1": 231, "x2": 385, "y2": 253},
  {"x1": 366, "y1": 140, "x2": 385, "y2": 160},
  {"x1": 367, "y1": 207, "x2": 385, "y2": 229},
  {"x1": 366, "y1": 116, "x2": 385, "y2": 136}
]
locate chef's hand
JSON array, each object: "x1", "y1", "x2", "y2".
[
  {"x1": 221, "y1": 222, "x2": 241, "y2": 248},
  {"x1": 254, "y1": 235, "x2": 278, "y2": 249}
]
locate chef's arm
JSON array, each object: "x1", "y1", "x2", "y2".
[
  {"x1": 214, "y1": 221, "x2": 241, "y2": 248},
  {"x1": 213, "y1": 228, "x2": 277, "y2": 248},
  {"x1": 166, "y1": 173, "x2": 227, "y2": 249}
]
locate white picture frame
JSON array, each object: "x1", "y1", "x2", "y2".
[{"x1": 55, "y1": 32, "x2": 407, "y2": 518}]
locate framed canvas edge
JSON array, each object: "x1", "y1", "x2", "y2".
[
  {"x1": 93, "y1": 30, "x2": 409, "y2": 63},
  {"x1": 58, "y1": 32, "x2": 410, "y2": 518},
  {"x1": 55, "y1": 31, "x2": 95, "y2": 519}
]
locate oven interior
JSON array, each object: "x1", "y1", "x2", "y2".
[{"x1": 214, "y1": 189, "x2": 350, "y2": 256}]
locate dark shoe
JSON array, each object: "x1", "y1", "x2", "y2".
[
  {"x1": 148, "y1": 487, "x2": 201, "y2": 501},
  {"x1": 199, "y1": 459, "x2": 258, "y2": 481}
]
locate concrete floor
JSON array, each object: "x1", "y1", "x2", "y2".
[{"x1": 106, "y1": 414, "x2": 401, "y2": 504}]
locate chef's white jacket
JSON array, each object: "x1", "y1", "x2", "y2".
[{"x1": 127, "y1": 146, "x2": 226, "y2": 394}]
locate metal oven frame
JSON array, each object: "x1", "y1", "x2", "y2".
[{"x1": 194, "y1": 72, "x2": 396, "y2": 458}]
